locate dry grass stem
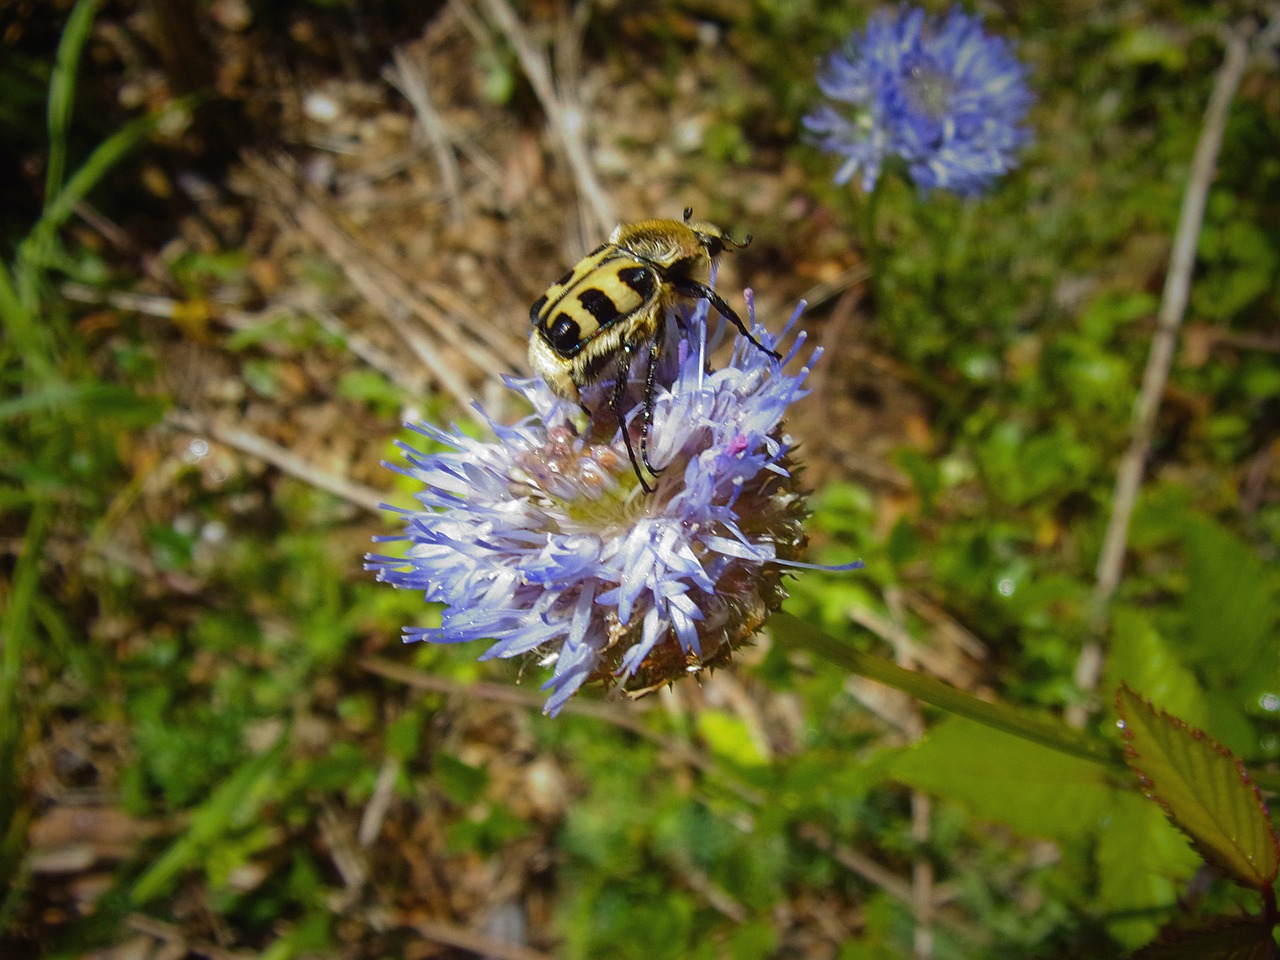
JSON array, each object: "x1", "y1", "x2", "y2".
[
  {"x1": 1071, "y1": 21, "x2": 1256, "y2": 727},
  {"x1": 166, "y1": 409, "x2": 387, "y2": 514},
  {"x1": 246, "y1": 154, "x2": 517, "y2": 408},
  {"x1": 411, "y1": 919, "x2": 557, "y2": 960},
  {"x1": 477, "y1": 0, "x2": 614, "y2": 244},
  {"x1": 384, "y1": 46, "x2": 466, "y2": 226}
]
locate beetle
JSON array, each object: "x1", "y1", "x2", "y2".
[{"x1": 529, "y1": 208, "x2": 780, "y2": 492}]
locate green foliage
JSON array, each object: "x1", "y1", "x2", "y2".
[
  {"x1": 889, "y1": 718, "x2": 1115, "y2": 843},
  {"x1": 1117, "y1": 685, "x2": 1279, "y2": 892},
  {"x1": 1178, "y1": 518, "x2": 1278, "y2": 703},
  {"x1": 4, "y1": 1, "x2": 1280, "y2": 959},
  {"x1": 130, "y1": 735, "x2": 288, "y2": 905},
  {"x1": 1095, "y1": 792, "x2": 1204, "y2": 950}
]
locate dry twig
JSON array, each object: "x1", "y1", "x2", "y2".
[
  {"x1": 126, "y1": 914, "x2": 253, "y2": 960},
  {"x1": 246, "y1": 154, "x2": 519, "y2": 408},
  {"x1": 359, "y1": 755, "x2": 402, "y2": 848},
  {"x1": 1069, "y1": 22, "x2": 1257, "y2": 727},
  {"x1": 476, "y1": 0, "x2": 614, "y2": 244},
  {"x1": 384, "y1": 46, "x2": 466, "y2": 226},
  {"x1": 166, "y1": 409, "x2": 387, "y2": 514},
  {"x1": 410, "y1": 919, "x2": 556, "y2": 960}
]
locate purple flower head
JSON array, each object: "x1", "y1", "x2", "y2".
[
  {"x1": 367, "y1": 294, "x2": 845, "y2": 715},
  {"x1": 804, "y1": 6, "x2": 1033, "y2": 196}
]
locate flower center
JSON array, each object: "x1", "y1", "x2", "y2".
[
  {"x1": 902, "y1": 56, "x2": 955, "y2": 120},
  {"x1": 513, "y1": 426, "x2": 651, "y2": 530}
]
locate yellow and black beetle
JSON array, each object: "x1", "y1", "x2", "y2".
[{"x1": 529, "y1": 208, "x2": 780, "y2": 492}]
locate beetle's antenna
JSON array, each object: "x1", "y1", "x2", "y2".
[{"x1": 673, "y1": 279, "x2": 780, "y2": 361}]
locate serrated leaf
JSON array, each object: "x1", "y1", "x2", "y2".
[
  {"x1": 1096, "y1": 792, "x2": 1202, "y2": 950},
  {"x1": 888, "y1": 717, "x2": 1113, "y2": 842},
  {"x1": 1105, "y1": 607, "x2": 1208, "y2": 728},
  {"x1": 1116, "y1": 684, "x2": 1279, "y2": 890},
  {"x1": 1182, "y1": 518, "x2": 1278, "y2": 697},
  {"x1": 1129, "y1": 919, "x2": 1279, "y2": 960}
]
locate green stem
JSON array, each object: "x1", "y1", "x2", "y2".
[
  {"x1": 773, "y1": 611, "x2": 1123, "y2": 769},
  {"x1": 857, "y1": 179, "x2": 885, "y2": 303}
]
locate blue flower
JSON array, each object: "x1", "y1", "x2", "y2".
[
  {"x1": 368, "y1": 296, "x2": 832, "y2": 715},
  {"x1": 804, "y1": 6, "x2": 1033, "y2": 196}
]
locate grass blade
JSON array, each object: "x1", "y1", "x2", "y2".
[
  {"x1": 45, "y1": 0, "x2": 100, "y2": 202},
  {"x1": 0, "y1": 503, "x2": 52, "y2": 914},
  {"x1": 18, "y1": 95, "x2": 197, "y2": 308},
  {"x1": 129, "y1": 733, "x2": 289, "y2": 905}
]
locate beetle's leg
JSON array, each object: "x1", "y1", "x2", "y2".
[
  {"x1": 639, "y1": 317, "x2": 666, "y2": 479},
  {"x1": 611, "y1": 341, "x2": 652, "y2": 494},
  {"x1": 673, "y1": 279, "x2": 781, "y2": 361}
]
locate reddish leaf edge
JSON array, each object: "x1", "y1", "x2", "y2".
[
  {"x1": 1127, "y1": 916, "x2": 1277, "y2": 960},
  {"x1": 1115, "y1": 682, "x2": 1280, "y2": 892}
]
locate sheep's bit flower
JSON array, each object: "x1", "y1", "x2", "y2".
[
  {"x1": 368, "y1": 298, "x2": 829, "y2": 715},
  {"x1": 804, "y1": 5, "x2": 1033, "y2": 196}
]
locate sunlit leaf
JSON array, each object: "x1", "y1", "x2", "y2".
[
  {"x1": 1105, "y1": 607, "x2": 1207, "y2": 728},
  {"x1": 1096, "y1": 792, "x2": 1202, "y2": 950},
  {"x1": 888, "y1": 717, "x2": 1113, "y2": 842},
  {"x1": 1181, "y1": 518, "x2": 1278, "y2": 697},
  {"x1": 1116, "y1": 684, "x2": 1280, "y2": 890},
  {"x1": 1113, "y1": 24, "x2": 1187, "y2": 70},
  {"x1": 696, "y1": 711, "x2": 769, "y2": 768},
  {"x1": 130, "y1": 734, "x2": 287, "y2": 904}
]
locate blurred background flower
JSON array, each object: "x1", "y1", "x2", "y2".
[{"x1": 805, "y1": 5, "x2": 1033, "y2": 196}]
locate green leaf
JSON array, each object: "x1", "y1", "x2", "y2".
[
  {"x1": 888, "y1": 717, "x2": 1114, "y2": 842},
  {"x1": 727, "y1": 917, "x2": 778, "y2": 960},
  {"x1": 130, "y1": 733, "x2": 288, "y2": 904},
  {"x1": 44, "y1": 0, "x2": 99, "y2": 201},
  {"x1": 1105, "y1": 607, "x2": 1208, "y2": 729},
  {"x1": 432, "y1": 752, "x2": 488, "y2": 805},
  {"x1": 1095, "y1": 792, "x2": 1202, "y2": 950},
  {"x1": 695, "y1": 711, "x2": 768, "y2": 768},
  {"x1": 337, "y1": 369, "x2": 405, "y2": 413},
  {"x1": 1181, "y1": 517, "x2": 1278, "y2": 697},
  {"x1": 1116, "y1": 684, "x2": 1280, "y2": 890},
  {"x1": 384, "y1": 711, "x2": 421, "y2": 761},
  {"x1": 1130, "y1": 919, "x2": 1280, "y2": 960},
  {"x1": 0, "y1": 380, "x2": 164, "y2": 427},
  {"x1": 1113, "y1": 25, "x2": 1187, "y2": 70}
]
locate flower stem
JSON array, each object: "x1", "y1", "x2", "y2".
[
  {"x1": 773, "y1": 611, "x2": 1122, "y2": 768},
  {"x1": 857, "y1": 179, "x2": 885, "y2": 303}
]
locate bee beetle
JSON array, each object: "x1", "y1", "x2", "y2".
[{"x1": 529, "y1": 208, "x2": 781, "y2": 493}]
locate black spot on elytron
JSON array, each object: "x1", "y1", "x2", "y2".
[
  {"x1": 548, "y1": 314, "x2": 581, "y2": 354},
  {"x1": 554, "y1": 267, "x2": 576, "y2": 288},
  {"x1": 530, "y1": 295, "x2": 547, "y2": 325},
  {"x1": 617, "y1": 266, "x2": 657, "y2": 302},
  {"x1": 588, "y1": 243, "x2": 609, "y2": 258},
  {"x1": 577, "y1": 288, "x2": 621, "y2": 326}
]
